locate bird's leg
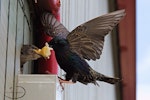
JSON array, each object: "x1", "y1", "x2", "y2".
[
  {"x1": 58, "y1": 76, "x2": 75, "y2": 84},
  {"x1": 45, "y1": 71, "x2": 73, "y2": 83},
  {"x1": 58, "y1": 76, "x2": 74, "y2": 90},
  {"x1": 57, "y1": 73, "x2": 78, "y2": 90},
  {"x1": 58, "y1": 76, "x2": 75, "y2": 90},
  {"x1": 45, "y1": 71, "x2": 74, "y2": 90}
]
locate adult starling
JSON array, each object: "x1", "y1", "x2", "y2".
[{"x1": 41, "y1": 9, "x2": 126, "y2": 85}]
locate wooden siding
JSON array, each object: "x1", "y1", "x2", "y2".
[
  {"x1": 117, "y1": 0, "x2": 136, "y2": 100},
  {"x1": 0, "y1": 0, "x2": 9, "y2": 99},
  {"x1": 0, "y1": 0, "x2": 33, "y2": 99},
  {"x1": 60, "y1": 0, "x2": 120, "y2": 100}
]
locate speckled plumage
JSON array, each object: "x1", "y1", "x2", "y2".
[
  {"x1": 44, "y1": 10, "x2": 126, "y2": 85},
  {"x1": 49, "y1": 37, "x2": 120, "y2": 85}
]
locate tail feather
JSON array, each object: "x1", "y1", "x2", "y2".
[{"x1": 97, "y1": 74, "x2": 121, "y2": 84}]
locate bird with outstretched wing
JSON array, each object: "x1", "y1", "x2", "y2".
[{"x1": 41, "y1": 9, "x2": 126, "y2": 86}]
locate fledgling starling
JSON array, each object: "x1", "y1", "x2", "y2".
[
  {"x1": 21, "y1": 45, "x2": 41, "y2": 66},
  {"x1": 41, "y1": 10, "x2": 126, "y2": 85},
  {"x1": 21, "y1": 42, "x2": 52, "y2": 65}
]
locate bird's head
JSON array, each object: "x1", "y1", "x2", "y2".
[{"x1": 49, "y1": 36, "x2": 69, "y2": 50}]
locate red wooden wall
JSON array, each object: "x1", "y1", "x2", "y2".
[{"x1": 117, "y1": 0, "x2": 136, "y2": 100}]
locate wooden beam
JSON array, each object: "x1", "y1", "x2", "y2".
[{"x1": 117, "y1": 0, "x2": 136, "y2": 100}]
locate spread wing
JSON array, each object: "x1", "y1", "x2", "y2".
[
  {"x1": 41, "y1": 12, "x2": 69, "y2": 38},
  {"x1": 67, "y1": 9, "x2": 126, "y2": 60}
]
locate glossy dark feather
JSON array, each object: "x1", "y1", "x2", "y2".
[
  {"x1": 45, "y1": 10, "x2": 126, "y2": 85},
  {"x1": 49, "y1": 37, "x2": 120, "y2": 85}
]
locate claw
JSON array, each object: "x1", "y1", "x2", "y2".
[
  {"x1": 58, "y1": 77, "x2": 75, "y2": 90},
  {"x1": 58, "y1": 77, "x2": 74, "y2": 84},
  {"x1": 45, "y1": 71, "x2": 74, "y2": 90}
]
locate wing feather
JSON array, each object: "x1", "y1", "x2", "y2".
[
  {"x1": 67, "y1": 9, "x2": 126, "y2": 60},
  {"x1": 41, "y1": 12, "x2": 69, "y2": 38}
]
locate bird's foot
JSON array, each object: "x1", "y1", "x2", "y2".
[
  {"x1": 58, "y1": 77, "x2": 75, "y2": 90},
  {"x1": 58, "y1": 77, "x2": 74, "y2": 84},
  {"x1": 45, "y1": 71, "x2": 74, "y2": 90}
]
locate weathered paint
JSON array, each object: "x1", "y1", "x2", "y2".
[
  {"x1": 0, "y1": 0, "x2": 33, "y2": 99},
  {"x1": 0, "y1": 0, "x2": 9, "y2": 99},
  {"x1": 117, "y1": 0, "x2": 136, "y2": 100}
]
